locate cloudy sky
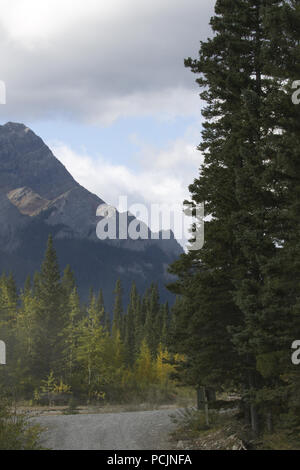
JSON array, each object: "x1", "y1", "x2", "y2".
[{"x1": 0, "y1": 0, "x2": 215, "y2": 244}]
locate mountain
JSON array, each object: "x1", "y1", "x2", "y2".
[{"x1": 0, "y1": 122, "x2": 182, "y2": 309}]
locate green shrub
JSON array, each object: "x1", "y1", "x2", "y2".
[{"x1": 0, "y1": 396, "x2": 43, "y2": 450}]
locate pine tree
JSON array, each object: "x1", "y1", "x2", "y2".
[
  {"x1": 31, "y1": 235, "x2": 65, "y2": 379},
  {"x1": 61, "y1": 265, "x2": 76, "y2": 298},
  {"x1": 112, "y1": 280, "x2": 123, "y2": 338},
  {"x1": 144, "y1": 284, "x2": 161, "y2": 357},
  {"x1": 61, "y1": 265, "x2": 76, "y2": 332},
  {"x1": 0, "y1": 273, "x2": 18, "y2": 327},
  {"x1": 96, "y1": 288, "x2": 106, "y2": 328},
  {"x1": 244, "y1": 0, "x2": 300, "y2": 430},
  {"x1": 76, "y1": 299, "x2": 107, "y2": 401},
  {"x1": 17, "y1": 276, "x2": 36, "y2": 363},
  {"x1": 167, "y1": 0, "x2": 300, "y2": 433},
  {"x1": 63, "y1": 287, "x2": 81, "y2": 382},
  {"x1": 124, "y1": 282, "x2": 138, "y2": 366},
  {"x1": 133, "y1": 293, "x2": 144, "y2": 353},
  {"x1": 160, "y1": 303, "x2": 170, "y2": 348},
  {"x1": 0, "y1": 273, "x2": 19, "y2": 390}
]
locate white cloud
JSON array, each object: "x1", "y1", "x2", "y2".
[
  {"x1": 0, "y1": 0, "x2": 214, "y2": 124},
  {"x1": 49, "y1": 126, "x2": 203, "y2": 245},
  {"x1": 0, "y1": 0, "x2": 112, "y2": 46}
]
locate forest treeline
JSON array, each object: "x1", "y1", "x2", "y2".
[
  {"x1": 167, "y1": 0, "x2": 300, "y2": 438},
  {"x1": 0, "y1": 236, "x2": 183, "y2": 405},
  {"x1": 1, "y1": 0, "x2": 300, "y2": 448}
]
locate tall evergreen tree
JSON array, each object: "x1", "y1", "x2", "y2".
[
  {"x1": 76, "y1": 298, "x2": 107, "y2": 401},
  {"x1": 32, "y1": 235, "x2": 65, "y2": 379},
  {"x1": 144, "y1": 284, "x2": 161, "y2": 357},
  {"x1": 63, "y1": 287, "x2": 81, "y2": 382},
  {"x1": 124, "y1": 282, "x2": 138, "y2": 366},
  {"x1": 0, "y1": 273, "x2": 19, "y2": 390},
  {"x1": 61, "y1": 265, "x2": 76, "y2": 298},
  {"x1": 168, "y1": 0, "x2": 300, "y2": 433},
  {"x1": 96, "y1": 288, "x2": 106, "y2": 328},
  {"x1": 112, "y1": 280, "x2": 123, "y2": 338}
]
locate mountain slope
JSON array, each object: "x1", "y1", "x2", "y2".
[{"x1": 0, "y1": 122, "x2": 182, "y2": 309}]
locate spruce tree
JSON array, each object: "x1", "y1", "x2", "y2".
[
  {"x1": 112, "y1": 280, "x2": 123, "y2": 338},
  {"x1": 63, "y1": 287, "x2": 81, "y2": 382},
  {"x1": 243, "y1": 0, "x2": 300, "y2": 429},
  {"x1": 0, "y1": 273, "x2": 19, "y2": 390},
  {"x1": 76, "y1": 298, "x2": 107, "y2": 400},
  {"x1": 124, "y1": 282, "x2": 138, "y2": 366},
  {"x1": 61, "y1": 265, "x2": 76, "y2": 298},
  {"x1": 160, "y1": 302, "x2": 170, "y2": 348},
  {"x1": 144, "y1": 284, "x2": 160, "y2": 357},
  {"x1": 32, "y1": 235, "x2": 65, "y2": 379},
  {"x1": 96, "y1": 288, "x2": 106, "y2": 328},
  {"x1": 17, "y1": 276, "x2": 37, "y2": 379},
  {"x1": 167, "y1": 0, "x2": 300, "y2": 432}
]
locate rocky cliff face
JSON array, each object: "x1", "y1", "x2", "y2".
[
  {"x1": 0, "y1": 122, "x2": 106, "y2": 246},
  {"x1": 0, "y1": 122, "x2": 76, "y2": 199},
  {"x1": 0, "y1": 122, "x2": 181, "y2": 307}
]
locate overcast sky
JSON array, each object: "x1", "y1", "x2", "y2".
[{"x1": 0, "y1": 0, "x2": 215, "y2": 244}]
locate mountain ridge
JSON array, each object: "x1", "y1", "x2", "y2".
[{"x1": 0, "y1": 122, "x2": 182, "y2": 309}]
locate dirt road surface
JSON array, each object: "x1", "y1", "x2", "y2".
[{"x1": 34, "y1": 408, "x2": 179, "y2": 450}]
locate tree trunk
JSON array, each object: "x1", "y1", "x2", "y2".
[
  {"x1": 250, "y1": 403, "x2": 259, "y2": 434},
  {"x1": 196, "y1": 386, "x2": 205, "y2": 410},
  {"x1": 266, "y1": 411, "x2": 273, "y2": 433},
  {"x1": 207, "y1": 388, "x2": 216, "y2": 402},
  {"x1": 202, "y1": 386, "x2": 210, "y2": 426},
  {"x1": 243, "y1": 402, "x2": 251, "y2": 426},
  {"x1": 248, "y1": 370, "x2": 259, "y2": 434}
]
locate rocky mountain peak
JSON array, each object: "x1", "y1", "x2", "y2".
[
  {"x1": 0, "y1": 122, "x2": 182, "y2": 305},
  {"x1": 0, "y1": 122, "x2": 76, "y2": 200}
]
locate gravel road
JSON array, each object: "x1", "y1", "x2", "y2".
[{"x1": 33, "y1": 409, "x2": 179, "y2": 450}]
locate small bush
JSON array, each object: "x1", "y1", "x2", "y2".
[{"x1": 0, "y1": 396, "x2": 43, "y2": 450}]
